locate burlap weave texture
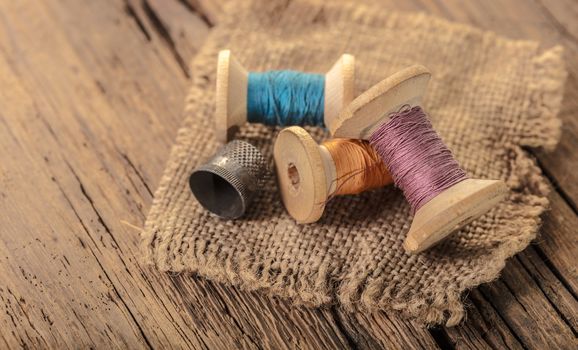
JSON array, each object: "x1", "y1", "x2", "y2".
[{"x1": 142, "y1": 0, "x2": 566, "y2": 326}]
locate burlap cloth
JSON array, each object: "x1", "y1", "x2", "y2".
[{"x1": 142, "y1": 0, "x2": 566, "y2": 326}]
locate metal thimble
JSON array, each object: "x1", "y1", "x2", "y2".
[{"x1": 189, "y1": 140, "x2": 267, "y2": 219}]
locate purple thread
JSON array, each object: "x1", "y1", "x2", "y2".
[{"x1": 369, "y1": 106, "x2": 468, "y2": 213}]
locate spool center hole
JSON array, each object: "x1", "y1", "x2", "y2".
[{"x1": 287, "y1": 163, "x2": 300, "y2": 190}]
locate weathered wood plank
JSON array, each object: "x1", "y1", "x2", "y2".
[
  {"x1": 0, "y1": 0, "x2": 191, "y2": 347},
  {"x1": 0, "y1": 0, "x2": 440, "y2": 348},
  {"x1": 0, "y1": 0, "x2": 576, "y2": 348}
]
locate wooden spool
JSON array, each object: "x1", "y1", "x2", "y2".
[
  {"x1": 274, "y1": 126, "x2": 338, "y2": 223},
  {"x1": 215, "y1": 50, "x2": 356, "y2": 143},
  {"x1": 331, "y1": 65, "x2": 508, "y2": 254}
]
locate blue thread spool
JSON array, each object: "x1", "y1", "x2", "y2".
[
  {"x1": 215, "y1": 50, "x2": 355, "y2": 143},
  {"x1": 247, "y1": 71, "x2": 325, "y2": 127}
]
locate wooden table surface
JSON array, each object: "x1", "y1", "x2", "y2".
[{"x1": 0, "y1": 0, "x2": 576, "y2": 349}]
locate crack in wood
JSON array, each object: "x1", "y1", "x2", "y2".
[
  {"x1": 51, "y1": 164, "x2": 156, "y2": 348},
  {"x1": 0, "y1": 333, "x2": 11, "y2": 349},
  {"x1": 52, "y1": 177, "x2": 104, "y2": 255},
  {"x1": 52, "y1": 182, "x2": 154, "y2": 347},
  {"x1": 137, "y1": 274, "x2": 198, "y2": 347},
  {"x1": 516, "y1": 253, "x2": 578, "y2": 336},
  {"x1": 117, "y1": 150, "x2": 154, "y2": 197},
  {"x1": 64, "y1": 161, "x2": 124, "y2": 254},
  {"x1": 429, "y1": 326, "x2": 455, "y2": 350},
  {"x1": 221, "y1": 301, "x2": 261, "y2": 348},
  {"x1": 468, "y1": 292, "x2": 522, "y2": 350},
  {"x1": 531, "y1": 0, "x2": 578, "y2": 48},
  {"x1": 531, "y1": 150, "x2": 578, "y2": 215},
  {"x1": 500, "y1": 278, "x2": 530, "y2": 314},
  {"x1": 203, "y1": 280, "x2": 261, "y2": 349},
  {"x1": 168, "y1": 277, "x2": 219, "y2": 349},
  {"x1": 533, "y1": 245, "x2": 577, "y2": 300},
  {"x1": 142, "y1": 0, "x2": 190, "y2": 77},
  {"x1": 5, "y1": 288, "x2": 49, "y2": 347},
  {"x1": 81, "y1": 238, "x2": 153, "y2": 349},
  {"x1": 329, "y1": 307, "x2": 360, "y2": 349},
  {"x1": 176, "y1": 0, "x2": 213, "y2": 27},
  {"x1": 71, "y1": 308, "x2": 96, "y2": 345},
  {"x1": 477, "y1": 288, "x2": 529, "y2": 349},
  {"x1": 123, "y1": 1, "x2": 152, "y2": 41}
]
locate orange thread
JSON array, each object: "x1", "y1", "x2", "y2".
[{"x1": 323, "y1": 139, "x2": 392, "y2": 196}]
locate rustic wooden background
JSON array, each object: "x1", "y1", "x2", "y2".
[{"x1": 0, "y1": 0, "x2": 576, "y2": 349}]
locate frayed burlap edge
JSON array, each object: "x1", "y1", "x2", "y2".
[{"x1": 141, "y1": 3, "x2": 567, "y2": 327}]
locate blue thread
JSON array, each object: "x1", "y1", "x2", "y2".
[{"x1": 247, "y1": 70, "x2": 325, "y2": 126}]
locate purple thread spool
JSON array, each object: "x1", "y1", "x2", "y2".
[
  {"x1": 369, "y1": 106, "x2": 468, "y2": 213},
  {"x1": 330, "y1": 65, "x2": 508, "y2": 254}
]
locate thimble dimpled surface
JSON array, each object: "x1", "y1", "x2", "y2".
[{"x1": 189, "y1": 140, "x2": 266, "y2": 219}]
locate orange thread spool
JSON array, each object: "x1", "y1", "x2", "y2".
[
  {"x1": 274, "y1": 126, "x2": 394, "y2": 224},
  {"x1": 322, "y1": 139, "x2": 392, "y2": 196}
]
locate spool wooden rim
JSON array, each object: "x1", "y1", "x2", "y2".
[
  {"x1": 330, "y1": 65, "x2": 431, "y2": 139},
  {"x1": 215, "y1": 49, "x2": 355, "y2": 143},
  {"x1": 274, "y1": 126, "x2": 328, "y2": 223},
  {"x1": 404, "y1": 179, "x2": 508, "y2": 253}
]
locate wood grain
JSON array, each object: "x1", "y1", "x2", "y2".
[{"x1": 0, "y1": 0, "x2": 576, "y2": 349}]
